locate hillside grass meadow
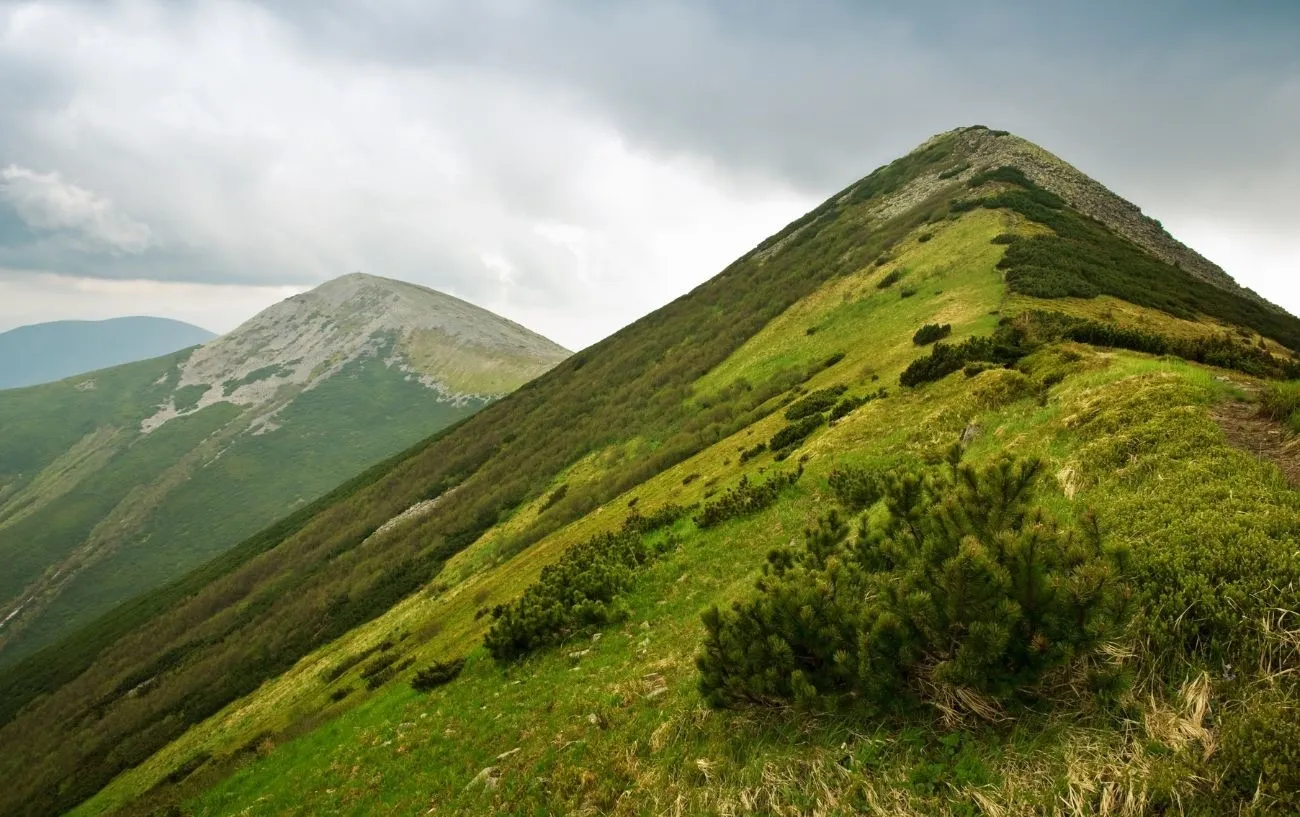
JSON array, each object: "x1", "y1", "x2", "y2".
[
  {"x1": 103, "y1": 351, "x2": 1298, "y2": 817},
  {"x1": 72, "y1": 202, "x2": 1300, "y2": 816},
  {"x1": 12, "y1": 126, "x2": 1300, "y2": 817}
]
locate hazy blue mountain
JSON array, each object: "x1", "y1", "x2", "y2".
[{"x1": 0, "y1": 316, "x2": 217, "y2": 389}]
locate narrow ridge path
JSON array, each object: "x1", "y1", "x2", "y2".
[{"x1": 1212, "y1": 399, "x2": 1300, "y2": 488}]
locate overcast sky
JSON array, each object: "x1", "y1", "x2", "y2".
[{"x1": 0, "y1": 1, "x2": 1296, "y2": 350}]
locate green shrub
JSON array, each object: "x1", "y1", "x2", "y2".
[
  {"x1": 899, "y1": 286, "x2": 918, "y2": 299},
  {"x1": 827, "y1": 466, "x2": 882, "y2": 512},
  {"x1": 912, "y1": 323, "x2": 952, "y2": 346},
  {"x1": 697, "y1": 457, "x2": 1130, "y2": 712},
  {"x1": 485, "y1": 506, "x2": 689, "y2": 661},
  {"x1": 410, "y1": 657, "x2": 466, "y2": 692},
  {"x1": 738, "y1": 443, "x2": 767, "y2": 463},
  {"x1": 769, "y1": 414, "x2": 826, "y2": 452},
  {"x1": 784, "y1": 385, "x2": 848, "y2": 421},
  {"x1": 539, "y1": 484, "x2": 568, "y2": 513},
  {"x1": 967, "y1": 165, "x2": 1034, "y2": 189},
  {"x1": 694, "y1": 469, "x2": 803, "y2": 529},
  {"x1": 1216, "y1": 693, "x2": 1300, "y2": 811},
  {"x1": 899, "y1": 326, "x2": 1030, "y2": 388},
  {"x1": 877, "y1": 269, "x2": 904, "y2": 289},
  {"x1": 1021, "y1": 311, "x2": 1300, "y2": 380},
  {"x1": 917, "y1": 231, "x2": 933, "y2": 243},
  {"x1": 969, "y1": 170, "x2": 1300, "y2": 350}
]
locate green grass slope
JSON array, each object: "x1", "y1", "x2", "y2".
[
  {"x1": 0, "y1": 275, "x2": 567, "y2": 668},
  {"x1": 6, "y1": 126, "x2": 1300, "y2": 817}
]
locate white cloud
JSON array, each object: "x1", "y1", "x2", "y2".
[
  {"x1": 0, "y1": 1, "x2": 1295, "y2": 348},
  {"x1": 0, "y1": 165, "x2": 152, "y2": 253},
  {"x1": 0, "y1": 269, "x2": 303, "y2": 335}
]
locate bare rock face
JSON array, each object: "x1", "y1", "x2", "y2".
[{"x1": 142, "y1": 273, "x2": 570, "y2": 431}]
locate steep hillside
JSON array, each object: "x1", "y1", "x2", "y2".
[
  {"x1": 0, "y1": 273, "x2": 568, "y2": 666},
  {"x1": 5, "y1": 127, "x2": 1300, "y2": 817},
  {"x1": 0, "y1": 316, "x2": 215, "y2": 390}
]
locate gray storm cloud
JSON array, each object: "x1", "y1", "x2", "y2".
[{"x1": 0, "y1": 0, "x2": 1296, "y2": 346}]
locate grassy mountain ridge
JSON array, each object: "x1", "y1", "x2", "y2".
[
  {"x1": 6, "y1": 126, "x2": 1300, "y2": 816},
  {"x1": 0, "y1": 274, "x2": 566, "y2": 667}
]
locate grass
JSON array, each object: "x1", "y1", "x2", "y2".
[
  {"x1": 76, "y1": 240, "x2": 1300, "y2": 817},
  {"x1": 98, "y1": 348, "x2": 1293, "y2": 817},
  {"x1": 21, "y1": 126, "x2": 1300, "y2": 817},
  {"x1": 0, "y1": 354, "x2": 482, "y2": 667}
]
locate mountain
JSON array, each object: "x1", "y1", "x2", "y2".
[
  {"x1": 0, "y1": 316, "x2": 216, "y2": 390},
  {"x1": 4, "y1": 128, "x2": 1299, "y2": 817},
  {"x1": 0, "y1": 272, "x2": 568, "y2": 668}
]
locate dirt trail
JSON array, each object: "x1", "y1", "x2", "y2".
[{"x1": 1212, "y1": 400, "x2": 1300, "y2": 488}]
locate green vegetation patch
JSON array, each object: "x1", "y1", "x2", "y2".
[
  {"x1": 693, "y1": 468, "x2": 803, "y2": 529},
  {"x1": 969, "y1": 167, "x2": 1300, "y2": 350},
  {"x1": 484, "y1": 504, "x2": 691, "y2": 662},
  {"x1": 697, "y1": 457, "x2": 1130, "y2": 712}
]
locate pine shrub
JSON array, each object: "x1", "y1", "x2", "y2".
[
  {"x1": 769, "y1": 414, "x2": 826, "y2": 452},
  {"x1": 827, "y1": 466, "x2": 883, "y2": 512},
  {"x1": 738, "y1": 442, "x2": 767, "y2": 463},
  {"x1": 784, "y1": 385, "x2": 848, "y2": 421},
  {"x1": 694, "y1": 468, "x2": 803, "y2": 529},
  {"x1": 877, "y1": 269, "x2": 904, "y2": 289},
  {"x1": 912, "y1": 323, "x2": 952, "y2": 346},
  {"x1": 485, "y1": 505, "x2": 689, "y2": 661},
  {"x1": 410, "y1": 657, "x2": 466, "y2": 692},
  {"x1": 697, "y1": 457, "x2": 1130, "y2": 713}
]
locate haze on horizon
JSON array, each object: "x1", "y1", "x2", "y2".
[{"x1": 1, "y1": 1, "x2": 1296, "y2": 351}]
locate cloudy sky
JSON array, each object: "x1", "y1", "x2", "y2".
[{"x1": 0, "y1": 1, "x2": 1296, "y2": 350}]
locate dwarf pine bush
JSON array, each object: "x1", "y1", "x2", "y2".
[
  {"x1": 694, "y1": 468, "x2": 803, "y2": 529},
  {"x1": 485, "y1": 505, "x2": 689, "y2": 661},
  {"x1": 697, "y1": 457, "x2": 1130, "y2": 712},
  {"x1": 912, "y1": 323, "x2": 952, "y2": 346},
  {"x1": 784, "y1": 385, "x2": 848, "y2": 421},
  {"x1": 410, "y1": 657, "x2": 466, "y2": 692}
]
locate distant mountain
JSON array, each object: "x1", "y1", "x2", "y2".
[
  {"x1": 0, "y1": 316, "x2": 216, "y2": 390},
  {"x1": 0, "y1": 273, "x2": 568, "y2": 667},
  {"x1": 6, "y1": 129, "x2": 1300, "y2": 817}
]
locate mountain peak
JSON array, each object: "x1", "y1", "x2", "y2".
[
  {"x1": 896, "y1": 125, "x2": 1270, "y2": 307},
  {"x1": 141, "y1": 274, "x2": 569, "y2": 431}
]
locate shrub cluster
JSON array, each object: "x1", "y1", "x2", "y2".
[
  {"x1": 966, "y1": 167, "x2": 1300, "y2": 350},
  {"x1": 769, "y1": 414, "x2": 826, "y2": 453},
  {"x1": 738, "y1": 442, "x2": 766, "y2": 463},
  {"x1": 826, "y1": 466, "x2": 883, "y2": 512},
  {"x1": 410, "y1": 657, "x2": 466, "y2": 692},
  {"x1": 828, "y1": 390, "x2": 877, "y2": 421},
  {"x1": 484, "y1": 505, "x2": 689, "y2": 661},
  {"x1": 877, "y1": 269, "x2": 904, "y2": 289},
  {"x1": 784, "y1": 385, "x2": 848, "y2": 421},
  {"x1": 1022, "y1": 310, "x2": 1300, "y2": 380},
  {"x1": 694, "y1": 468, "x2": 803, "y2": 529},
  {"x1": 912, "y1": 323, "x2": 952, "y2": 346},
  {"x1": 1215, "y1": 692, "x2": 1300, "y2": 810},
  {"x1": 899, "y1": 329, "x2": 1029, "y2": 388},
  {"x1": 697, "y1": 457, "x2": 1131, "y2": 713}
]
